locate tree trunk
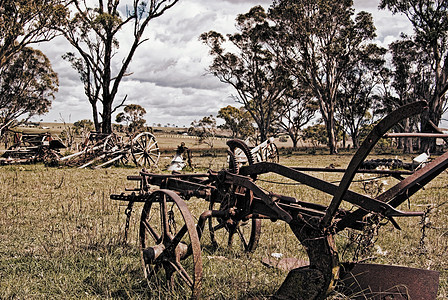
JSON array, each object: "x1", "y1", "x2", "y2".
[
  {"x1": 91, "y1": 102, "x2": 100, "y2": 132},
  {"x1": 421, "y1": 105, "x2": 442, "y2": 153},
  {"x1": 259, "y1": 125, "x2": 267, "y2": 143},
  {"x1": 325, "y1": 114, "x2": 338, "y2": 154},
  {"x1": 403, "y1": 118, "x2": 412, "y2": 154},
  {"x1": 422, "y1": 46, "x2": 445, "y2": 153},
  {"x1": 351, "y1": 133, "x2": 359, "y2": 149},
  {"x1": 101, "y1": 99, "x2": 113, "y2": 134},
  {"x1": 290, "y1": 134, "x2": 299, "y2": 149}
]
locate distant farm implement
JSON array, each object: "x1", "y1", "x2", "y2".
[
  {"x1": 111, "y1": 101, "x2": 444, "y2": 299},
  {"x1": 59, "y1": 131, "x2": 161, "y2": 169},
  {"x1": 0, "y1": 131, "x2": 65, "y2": 165},
  {"x1": 1, "y1": 130, "x2": 161, "y2": 169}
]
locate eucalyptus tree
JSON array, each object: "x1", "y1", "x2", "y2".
[
  {"x1": 380, "y1": 0, "x2": 448, "y2": 151},
  {"x1": 201, "y1": 6, "x2": 293, "y2": 142},
  {"x1": 269, "y1": 0, "x2": 377, "y2": 154},
  {"x1": 0, "y1": 0, "x2": 68, "y2": 68},
  {"x1": 115, "y1": 103, "x2": 147, "y2": 134},
  {"x1": 217, "y1": 105, "x2": 255, "y2": 139},
  {"x1": 276, "y1": 87, "x2": 318, "y2": 149},
  {"x1": 61, "y1": 0, "x2": 179, "y2": 133},
  {"x1": 189, "y1": 115, "x2": 217, "y2": 149},
  {"x1": 0, "y1": 47, "x2": 58, "y2": 130},
  {"x1": 336, "y1": 44, "x2": 387, "y2": 149},
  {"x1": 380, "y1": 38, "x2": 431, "y2": 152}
]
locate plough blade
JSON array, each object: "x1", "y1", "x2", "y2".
[{"x1": 339, "y1": 263, "x2": 439, "y2": 299}]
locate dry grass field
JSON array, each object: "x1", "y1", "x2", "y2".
[{"x1": 0, "y1": 149, "x2": 447, "y2": 299}]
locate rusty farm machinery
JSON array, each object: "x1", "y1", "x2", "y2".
[
  {"x1": 0, "y1": 131, "x2": 66, "y2": 165},
  {"x1": 58, "y1": 131, "x2": 161, "y2": 169},
  {"x1": 1, "y1": 130, "x2": 161, "y2": 168},
  {"x1": 110, "y1": 101, "x2": 445, "y2": 299},
  {"x1": 60, "y1": 131, "x2": 160, "y2": 169},
  {"x1": 243, "y1": 136, "x2": 280, "y2": 163}
]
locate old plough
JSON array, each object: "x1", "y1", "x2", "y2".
[
  {"x1": 111, "y1": 101, "x2": 445, "y2": 299},
  {"x1": 60, "y1": 131, "x2": 160, "y2": 169}
]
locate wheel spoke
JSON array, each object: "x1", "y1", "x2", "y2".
[
  {"x1": 160, "y1": 195, "x2": 170, "y2": 242},
  {"x1": 148, "y1": 141, "x2": 157, "y2": 150},
  {"x1": 170, "y1": 260, "x2": 194, "y2": 287},
  {"x1": 136, "y1": 139, "x2": 145, "y2": 151},
  {"x1": 142, "y1": 219, "x2": 161, "y2": 243},
  {"x1": 148, "y1": 154, "x2": 157, "y2": 164},
  {"x1": 137, "y1": 154, "x2": 145, "y2": 164},
  {"x1": 236, "y1": 226, "x2": 249, "y2": 251},
  {"x1": 212, "y1": 222, "x2": 226, "y2": 232},
  {"x1": 169, "y1": 224, "x2": 188, "y2": 249},
  {"x1": 144, "y1": 155, "x2": 151, "y2": 167}
]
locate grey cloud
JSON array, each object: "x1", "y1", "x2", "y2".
[
  {"x1": 154, "y1": 12, "x2": 218, "y2": 44},
  {"x1": 136, "y1": 73, "x2": 226, "y2": 91},
  {"x1": 354, "y1": 0, "x2": 380, "y2": 10}
]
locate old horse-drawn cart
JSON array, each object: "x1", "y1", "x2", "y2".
[
  {"x1": 111, "y1": 101, "x2": 444, "y2": 299},
  {"x1": 1, "y1": 131, "x2": 66, "y2": 165},
  {"x1": 60, "y1": 131, "x2": 161, "y2": 169}
]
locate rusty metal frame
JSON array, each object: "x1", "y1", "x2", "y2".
[{"x1": 111, "y1": 101, "x2": 445, "y2": 299}]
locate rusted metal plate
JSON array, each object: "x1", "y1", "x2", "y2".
[{"x1": 339, "y1": 263, "x2": 439, "y2": 299}]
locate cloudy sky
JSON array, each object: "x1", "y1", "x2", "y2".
[{"x1": 35, "y1": 0, "x2": 413, "y2": 127}]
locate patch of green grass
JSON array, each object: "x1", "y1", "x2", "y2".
[{"x1": 0, "y1": 153, "x2": 447, "y2": 299}]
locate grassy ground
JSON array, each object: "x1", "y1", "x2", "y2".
[{"x1": 0, "y1": 152, "x2": 447, "y2": 299}]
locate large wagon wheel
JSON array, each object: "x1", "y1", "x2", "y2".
[
  {"x1": 103, "y1": 133, "x2": 120, "y2": 153},
  {"x1": 140, "y1": 190, "x2": 202, "y2": 299},
  {"x1": 99, "y1": 134, "x2": 129, "y2": 166},
  {"x1": 131, "y1": 132, "x2": 160, "y2": 168},
  {"x1": 208, "y1": 139, "x2": 261, "y2": 252}
]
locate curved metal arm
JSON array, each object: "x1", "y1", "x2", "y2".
[{"x1": 321, "y1": 101, "x2": 428, "y2": 227}]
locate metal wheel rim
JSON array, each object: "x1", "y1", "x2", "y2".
[{"x1": 140, "y1": 190, "x2": 202, "y2": 299}]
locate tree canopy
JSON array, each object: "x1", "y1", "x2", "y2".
[
  {"x1": 0, "y1": 47, "x2": 58, "y2": 131},
  {"x1": 201, "y1": 6, "x2": 293, "y2": 142},
  {"x1": 116, "y1": 104, "x2": 147, "y2": 134},
  {"x1": 336, "y1": 44, "x2": 387, "y2": 148},
  {"x1": 0, "y1": 0, "x2": 68, "y2": 68},
  {"x1": 380, "y1": 0, "x2": 448, "y2": 151},
  {"x1": 268, "y1": 0, "x2": 378, "y2": 153},
  {"x1": 217, "y1": 105, "x2": 255, "y2": 140}
]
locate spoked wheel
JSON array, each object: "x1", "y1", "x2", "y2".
[
  {"x1": 100, "y1": 133, "x2": 129, "y2": 166},
  {"x1": 140, "y1": 190, "x2": 202, "y2": 299},
  {"x1": 103, "y1": 133, "x2": 120, "y2": 153},
  {"x1": 207, "y1": 139, "x2": 261, "y2": 252},
  {"x1": 208, "y1": 190, "x2": 261, "y2": 252},
  {"x1": 264, "y1": 142, "x2": 279, "y2": 163},
  {"x1": 131, "y1": 132, "x2": 160, "y2": 168}
]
